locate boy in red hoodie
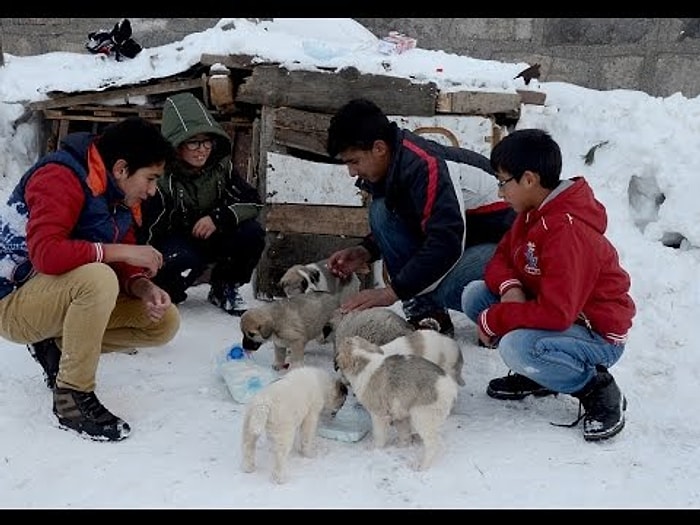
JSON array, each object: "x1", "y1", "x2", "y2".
[{"x1": 461, "y1": 129, "x2": 635, "y2": 441}]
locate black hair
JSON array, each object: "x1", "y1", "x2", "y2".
[
  {"x1": 490, "y1": 128, "x2": 562, "y2": 189},
  {"x1": 326, "y1": 98, "x2": 394, "y2": 158},
  {"x1": 96, "y1": 116, "x2": 175, "y2": 174}
]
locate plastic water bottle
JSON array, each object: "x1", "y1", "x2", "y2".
[{"x1": 217, "y1": 344, "x2": 277, "y2": 404}]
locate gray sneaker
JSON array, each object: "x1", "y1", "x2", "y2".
[{"x1": 53, "y1": 388, "x2": 131, "y2": 442}]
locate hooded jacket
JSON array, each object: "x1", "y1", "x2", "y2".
[
  {"x1": 0, "y1": 132, "x2": 148, "y2": 301},
  {"x1": 478, "y1": 177, "x2": 636, "y2": 345},
  {"x1": 140, "y1": 92, "x2": 261, "y2": 244}
]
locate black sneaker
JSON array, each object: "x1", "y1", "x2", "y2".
[
  {"x1": 53, "y1": 388, "x2": 131, "y2": 442},
  {"x1": 27, "y1": 339, "x2": 61, "y2": 389},
  {"x1": 487, "y1": 372, "x2": 556, "y2": 400},
  {"x1": 574, "y1": 366, "x2": 627, "y2": 441},
  {"x1": 408, "y1": 310, "x2": 455, "y2": 337},
  {"x1": 208, "y1": 283, "x2": 248, "y2": 316}
]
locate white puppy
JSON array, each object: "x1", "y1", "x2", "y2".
[
  {"x1": 334, "y1": 336, "x2": 458, "y2": 471},
  {"x1": 240, "y1": 366, "x2": 348, "y2": 484},
  {"x1": 380, "y1": 329, "x2": 466, "y2": 387}
]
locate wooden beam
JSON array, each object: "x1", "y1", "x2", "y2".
[
  {"x1": 516, "y1": 89, "x2": 547, "y2": 106},
  {"x1": 198, "y1": 53, "x2": 264, "y2": 71},
  {"x1": 273, "y1": 107, "x2": 332, "y2": 156},
  {"x1": 28, "y1": 78, "x2": 203, "y2": 111},
  {"x1": 237, "y1": 65, "x2": 438, "y2": 116},
  {"x1": 436, "y1": 90, "x2": 521, "y2": 117},
  {"x1": 264, "y1": 203, "x2": 369, "y2": 237}
]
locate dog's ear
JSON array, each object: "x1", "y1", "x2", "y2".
[
  {"x1": 259, "y1": 322, "x2": 273, "y2": 339},
  {"x1": 307, "y1": 267, "x2": 321, "y2": 286},
  {"x1": 322, "y1": 322, "x2": 333, "y2": 340}
]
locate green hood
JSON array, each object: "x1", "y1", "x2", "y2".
[{"x1": 161, "y1": 92, "x2": 230, "y2": 150}]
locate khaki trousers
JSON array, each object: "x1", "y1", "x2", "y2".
[{"x1": 0, "y1": 262, "x2": 180, "y2": 391}]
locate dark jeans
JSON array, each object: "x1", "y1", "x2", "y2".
[
  {"x1": 368, "y1": 197, "x2": 496, "y2": 317},
  {"x1": 152, "y1": 219, "x2": 265, "y2": 301}
]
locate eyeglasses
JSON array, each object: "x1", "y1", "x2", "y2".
[
  {"x1": 183, "y1": 139, "x2": 213, "y2": 151},
  {"x1": 496, "y1": 176, "x2": 516, "y2": 188}
]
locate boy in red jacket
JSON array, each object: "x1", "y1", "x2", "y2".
[
  {"x1": 0, "y1": 117, "x2": 179, "y2": 442},
  {"x1": 461, "y1": 129, "x2": 636, "y2": 441}
]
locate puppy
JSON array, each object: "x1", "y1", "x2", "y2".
[
  {"x1": 240, "y1": 291, "x2": 345, "y2": 370},
  {"x1": 380, "y1": 329, "x2": 466, "y2": 387},
  {"x1": 279, "y1": 258, "x2": 360, "y2": 297},
  {"x1": 241, "y1": 366, "x2": 348, "y2": 484},
  {"x1": 334, "y1": 335, "x2": 458, "y2": 471},
  {"x1": 324, "y1": 307, "x2": 415, "y2": 353}
]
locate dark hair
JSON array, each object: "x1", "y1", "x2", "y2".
[
  {"x1": 326, "y1": 98, "x2": 394, "y2": 158},
  {"x1": 96, "y1": 116, "x2": 175, "y2": 174},
  {"x1": 490, "y1": 128, "x2": 562, "y2": 189}
]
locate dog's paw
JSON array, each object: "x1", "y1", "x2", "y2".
[
  {"x1": 272, "y1": 362, "x2": 290, "y2": 372},
  {"x1": 271, "y1": 471, "x2": 288, "y2": 484}
]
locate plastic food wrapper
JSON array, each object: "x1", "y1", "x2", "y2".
[
  {"x1": 318, "y1": 398, "x2": 371, "y2": 442},
  {"x1": 377, "y1": 31, "x2": 417, "y2": 55}
]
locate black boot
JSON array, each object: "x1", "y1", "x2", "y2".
[
  {"x1": 572, "y1": 365, "x2": 627, "y2": 441},
  {"x1": 27, "y1": 338, "x2": 61, "y2": 389}
]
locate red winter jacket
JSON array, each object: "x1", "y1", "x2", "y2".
[
  {"x1": 478, "y1": 177, "x2": 635, "y2": 345},
  {"x1": 24, "y1": 142, "x2": 147, "y2": 294}
]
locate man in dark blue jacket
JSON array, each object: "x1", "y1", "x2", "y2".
[{"x1": 326, "y1": 98, "x2": 514, "y2": 336}]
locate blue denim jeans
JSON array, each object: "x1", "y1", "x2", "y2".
[
  {"x1": 461, "y1": 280, "x2": 625, "y2": 393},
  {"x1": 369, "y1": 197, "x2": 497, "y2": 316}
]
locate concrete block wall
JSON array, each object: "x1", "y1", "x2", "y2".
[{"x1": 2, "y1": 18, "x2": 700, "y2": 98}]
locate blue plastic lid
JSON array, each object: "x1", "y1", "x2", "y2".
[{"x1": 227, "y1": 345, "x2": 245, "y2": 360}]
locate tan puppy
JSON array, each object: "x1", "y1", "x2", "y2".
[
  {"x1": 334, "y1": 335, "x2": 458, "y2": 471},
  {"x1": 380, "y1": 329, "x2": 466, "y2": 386},
  {"x1": 241, "y1": 366, "x2": 348, "y2": 484},
  {"x1": 240, "y1": 291, "x2": 344, "y2": 370}
]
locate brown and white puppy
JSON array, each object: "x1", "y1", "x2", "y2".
[
  {"x1": 324, "y1": 307, "x2": 415, "y2": 354},
  {"x1": 279, "y1": 258, "x2": 360, "y2": 297},
  {"x1": 240, "y1": 291, "x2": 344, "y2": 370},
  {"x1": 241, "y1": 366, "x2": 348, "y2": 484},
  {"x1": 334, "y1": 335, "x2": 458, "y2": 471},
  {"x1": 380, "y1": 329, "x2": 466, "y2": 387}
]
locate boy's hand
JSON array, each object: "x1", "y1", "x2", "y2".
[
  {"x1": 327, "y1": 246, "x2": 370, "y2": 279},
  {"x1": 340, "y1": 286, "x2": 398, "y2": 312}
]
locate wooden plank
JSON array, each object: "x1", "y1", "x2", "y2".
[
  {"x1": 28, "y1": 78, "x2": 203, "y2": 111},
  {"x1": 264, "y1": 203, "x2": 369, "y2": 237},
  {"x1": 237, "y1": 65, "x2": 438, "y2": 116},
  {"x1": 436, "y1": 91, "x2": 521, "y2": 118},
  {"x1": 516, "y1": 89, "x2": 547, "y2": 106},
  {"x1": 199, "y1": 53, "x2": 263, "y2": 71},
  {"x1": 41, "y1": 114, "x2": 162, "y2": 124},
  {"x1": 273, "y1": 107, "x2": 332, "y2": 156}
]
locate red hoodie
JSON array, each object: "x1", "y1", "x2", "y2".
[{"x1": 478, "y1": 177, "x2": 635, "y2": 345}]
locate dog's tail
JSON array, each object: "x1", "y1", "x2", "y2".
[{"x1": 244, "y1": 403, "x2": 270, "y2": 437}]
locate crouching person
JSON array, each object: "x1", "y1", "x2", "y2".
[
  {"x1": 461, "y1": 129, "x2": 636, "y2": 441},
  {"x1": 139, "y1": 92, "x2": 266, "y2": 316},
  {"x1": 0, "y1": 117, "x2": 181, "y2": 442}
]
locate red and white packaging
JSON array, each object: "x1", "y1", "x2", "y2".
[{"x1": 377, "y1": 31, "x2": 417, "y2": 55}]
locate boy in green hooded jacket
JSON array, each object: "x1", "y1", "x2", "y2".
[{"x1": 140, "y1": 92, "x2": 265, "y2": 315}]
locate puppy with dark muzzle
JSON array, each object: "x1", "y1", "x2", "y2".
[
  {"x1": 334, "y1": 335, "x2": 459, "y2": 471},
  {"x1": 279, "y1": 258, "x2": 360, "y2": 297},
  {"x1": 240, "y1": 291, "x2": 345, "y2": 370}
]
